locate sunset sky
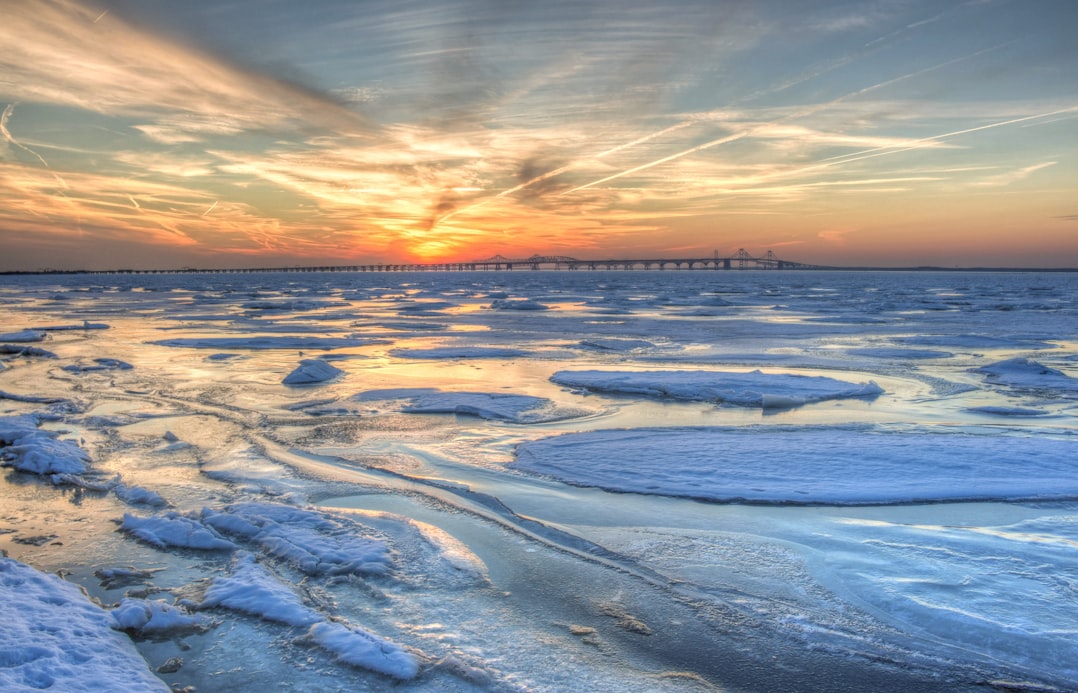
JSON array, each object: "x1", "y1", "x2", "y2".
[{"x1": 1, "y1": 0, "x2": 1076, "y2": 270}]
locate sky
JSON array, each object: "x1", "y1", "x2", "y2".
[{"x1": 1, "y1": 0, "x2": 1076, "y2": 271}]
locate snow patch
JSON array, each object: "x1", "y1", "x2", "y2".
[
  {"x1": 120, "y1": 512, "x2": 236, "y2": 551},
  {"x1": 306, "y1": 621, "x2": 419, "y2": 679},
  {"x1": 0, "y1": 557, "x2": 169, "y2": 691}
]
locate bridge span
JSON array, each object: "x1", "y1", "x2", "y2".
[{"x1": 81, "y1": 249, "x2": 818, "y2": 275}]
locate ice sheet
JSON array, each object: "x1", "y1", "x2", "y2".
[{"x1": 514, "y1": 427, "x2": 1078, "y2": 504}]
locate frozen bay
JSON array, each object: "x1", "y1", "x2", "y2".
[{"x1": 1, "y1": 269, "x2": 1076, "y2": 691}]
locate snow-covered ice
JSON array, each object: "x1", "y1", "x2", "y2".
[
  {"x1": 120, "y1": 512, "x2": 236, "y2": 551},
  {"x1": 513, "y1": 427, "x2": 1078, "y2": 504},
  {"x1": 551, "y1": 368, "x2": 883, "y2": 408},
  {"x1": 0, "y1": 557, "x2": 169, "y2": 692},
  {"x1": 0, "y1": 414, "x2": 91, "y2": 475},
  {"x1": 282, "y1": 358, "x2": 344, "y2": 385},
  {"x1": 2, "y1": 269, "x2": 1077, "y2": 692},
  {"x1": 200, "y1": 552, "x2": 320, "y2": 627}
]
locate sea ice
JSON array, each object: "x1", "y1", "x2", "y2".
[
  {"x1": 0, "y1": 344, "x2": 58, "y2": 358},
  {"x1": 120, "y1": 512, "x2": 236, "y2": 551},
  {"x1": 111, "y1": 598, "x2": 208, "y2": 635},
  {"x1": 282, "y1": 358, "x2": 344, "y2": 385},
  {"x1": 306, "y1": 621, "x2": 419, "y2": 680},
  {"x1": 551, "y1": 369, "x2": 883, "y2": 408},
  {"x1": 513, "y1": 427, "x2": 1078, "y2": 504},
  {"x1": 200, "y1": 503, "x2": 393, "y2": 576},
  {"x1": 200, "y1": 553, "x2": 320, "y2": 627},
  {"x1": 578, "y1": 338, "x2": 656, "y2": 352},
  {"x1": 973, "y1": 357, "x2": 1078, "y2": 393},
  {"x1": 61, "y1": 358, "x2": 134, "y2": 373},
  {"x1": 0, "y1": 414, "x2": 91, "y2": 475},
  {"x1": 113, "y1": 483, "x2": 168, "y2": 507},
  {"x1": 0, "y1": 330, "x2": 46, "y2": 342},
  {"x1": 357, "y1": 388, "x2": 576, "y2": 423},
  {"x1": 489, "y1": 298, "x2": 549, "y2": 310},
  {"x1": 0, "y1": 557, "x2": 169, "y2": 692}
]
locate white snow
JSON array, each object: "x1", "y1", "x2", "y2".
[
  {"x1": 513, "y1": 427, "x2": 1078, "y2": 504},
  {"x1": 200, "y1": 553, "x2": 320, "y2": 627},
  {"x1": 113, "y1": 483, "x2": 168, "y2": 507},
  {"x1": 306, "y1": 622, "x2": 419, "y2": 680},
  {"x1": 0, "y1": 414, "x2": 91, "y2": 475},
  {"x1": 120, "y1": 512, "x2": 236, "y2": 551},
  {"x1": 0, "y1": 557, "x2": 169, "y2": 692},
  {"x1": 200, "y1": 503, "x2": 393, "y2": 576},
  {"x1": 282, "y1": 358, "x2": 344, "y2": 385},
  {"x1": 551, "y1": 369, "x2": 883, "y2": 408},
  {"x1": 111, "y1": 598, "x2": 208, "y2": 634}
]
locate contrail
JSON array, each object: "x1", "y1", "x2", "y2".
[
  {"x1": 717, "y1": 107, "x2": 1078, "y2": 192},
  {"x1": 202, "y1": 200, "x2": 219, "y2": 217},
  {"x1": 566, "y1": 44, "x2": 1008, "y2": 195},
  {"x1": 2, "y1": 104, "x2": 55, "y2": 171}
]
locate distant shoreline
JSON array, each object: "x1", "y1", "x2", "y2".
[{"x1": 2, "y1": 266, "x2": 1076, "y2": 276}]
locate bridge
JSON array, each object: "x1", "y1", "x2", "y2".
[{"x1": 75, "y1": 249, "x2": 819, "y2": 275}]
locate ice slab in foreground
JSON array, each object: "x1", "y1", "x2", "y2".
[
  {"x1": 513, "y1": 427, "x2": 1078, "y2": 504},
  {"x1": 551, "y1": 369, "x2": 883, "y2": 408},
  {"x1": 0, "y1": 414, "x2": 91, "y2": 475},
  {"x1": 0, "y1": 557, "x2": 168, "y2": 692}
]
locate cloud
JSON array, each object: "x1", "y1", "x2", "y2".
[
  {"x1": 972, "y1": 161, "x2": 1057, "y2": 187},
  {"x1": 0, "y1": 0, "x2": 368, "y2": 142}
]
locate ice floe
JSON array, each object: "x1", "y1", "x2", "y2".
[
  {"x1": 282, "y1": 358, "x2": 344, "y2": 385},
  {"x1": 61, "y1": 358, "x2": 134, "y2": 373},
  {"x1": 551, "y1": 369, "x2": 883, "y2": 409},
  {"x1": 306, "y1": 621, "x2": 419, "y2": 679},
  {"x1": 973, "y1": 357, "x2": 1078, "y2": 393},
  {"x1": 0, "y1": 330, "x2": 46, "y2": 342},
  {"x1": 578, "y1": 338, "x2": 657, "y2": 352},
  {"x1": 111, "y1": 598, "x2": 208, "y2": 635},
  {"x1": 513, "y1": 427, "x2": 1078, "y2": 504},
  {"x1": 200, "y1": 503, "x2": 392, "y2": 576},
  {"x1": 200, "y1": 552, "x2": 320, "y2": 627},
  {"x1": 356, "y1": 388, "x2": 585, "y2": 423},
  {"x1": 120, "y1": 512, "x2": 236, "y2": 551},
  {"x1": 0, "y1": 557, "x2": 169, "y2": 692},
  {"x1": 0, "y1": 344, "x2": 58, "y2": 358},
  {"x1": 0, "y1": 414, "x2": 90, "y2": 475},
  {"x1": 489, "y1": 298, "x2": 549, "y2": 310}
]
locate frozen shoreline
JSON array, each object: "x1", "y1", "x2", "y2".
[{"x1": 1, "y1": 270, "x2": 1076, "y2": 691}]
